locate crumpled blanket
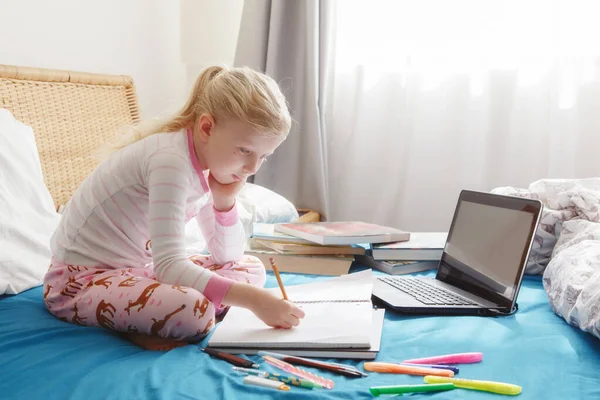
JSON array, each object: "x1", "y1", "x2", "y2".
[
  {"x1": 492, "y1": 178, "x2": 600, "y2": 274},
  {"x1": 492, "y1": 178, "x2": 600, "y2": 339}
]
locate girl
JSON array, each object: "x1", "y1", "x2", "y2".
[{"x1": 43, "y1": 66, "x2": 305, "y2": 350}]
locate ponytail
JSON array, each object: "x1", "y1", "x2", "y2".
[{"x1": 102, "y1": 65, "x2": 291, "y2": 157}]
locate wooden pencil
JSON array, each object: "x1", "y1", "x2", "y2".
[{"x1": 269, "y1": 257, "x2": 289, "y2": 300}]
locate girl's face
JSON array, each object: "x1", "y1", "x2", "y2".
[{"x1": 195, "y1": 115, "x2": 285, "y2": 185}]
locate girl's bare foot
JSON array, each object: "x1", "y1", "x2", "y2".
[{"x1": 126, "y1": 333, "x2": 188, "y2": 351}]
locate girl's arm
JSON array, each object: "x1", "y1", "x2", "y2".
[
  {"x1": 146, "y1": 150, "x2": 233, "y2": 308},
  {"x1": 195, "y1": 173, "x2": 246, "y2": 265},
  {"x1": 195, "y1": 199, "x2": 245, "y2": 265},
  {"x1": 223, "y1": 282, "x2": 305, "y2": 329},
  {"x1": 147, "y1": 152, "x2": 303, "y2": 327}
]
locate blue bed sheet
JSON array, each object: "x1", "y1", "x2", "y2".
[{"x1": 1, "y1": 267, "x2": 599, "y2": 400}]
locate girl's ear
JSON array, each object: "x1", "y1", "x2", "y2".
[{"x1": 196, "y1": 114, "x2": 215, "y2": 142}]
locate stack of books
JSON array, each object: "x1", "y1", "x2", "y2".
[
  {"x1": 247, "y1": 221, "x2": 410, "y2": 276},
  {"x1": 355, "y1": 232, "x2": 448, "y2": 275}
]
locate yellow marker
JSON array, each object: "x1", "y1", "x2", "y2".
[{"x1": 424, "y1": 375, "x2": 522, "y2": 396}]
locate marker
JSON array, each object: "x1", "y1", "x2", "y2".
[
  {"x1": 257, "y1": 351, "x2": 366, "y2": 377},
  {"x1": 403, "y1": 352, "x2": 483, "y2": 365},
  {"x1": 363, "y1": 362, "x2": 454, "y2": 377},
  {"x1": 243, "y1": 375, "x2": 290, "y2": 391},
  {"x1": 233, "y1": 367, "x2": 266, "y2": 377},
  {"x1": 233, "y1": 367, "x2": 321, "y2": 389},
  {"x1": 400, "y1": 362, "x2": 459, "y2": 374},
  {"x1": 370, "y1": 383, "x2": 455, "y2": 396},
  {"x1": 262, "y1": 355, "x2": 334, "y2": 389},
  {"x1": 424, "y1": 376, "x2": 522, "y2": 395}
]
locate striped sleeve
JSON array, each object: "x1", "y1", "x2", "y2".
[
  {"x1": 195, "y1": 197, "x2": 246, "y2": 265},
  {"x1": 146, "y1": 149, "x2": 233, "y2": 305}
]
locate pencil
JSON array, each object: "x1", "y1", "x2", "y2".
[{"x1": 269, "y1": 257, "x2": 289, "y2": 300}]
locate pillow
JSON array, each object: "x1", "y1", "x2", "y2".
[
  {"x1": 237, "y1": 182, "x2": 299, "y2": 224},
  {"x1": 0, "y1": 109, "x2": 60, "y2": 295},
  {"x1": 185, "y1": 183, "x2": 299, "y2": 255}
]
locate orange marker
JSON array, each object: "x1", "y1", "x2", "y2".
[{"x1": 363, "y1": 362, "x2": 454, "y2": 377}]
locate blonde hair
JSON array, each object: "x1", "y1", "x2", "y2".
[{"x1": 106, "y1": 66, "x2": 291, "y2": 153}]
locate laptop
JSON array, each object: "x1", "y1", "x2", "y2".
[{"x1": 372, "y1": 190, "x2": 543, "y2": 316}]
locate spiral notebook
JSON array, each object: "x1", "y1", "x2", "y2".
[
  {"x1": 208, "y1": 308, "x2": 384, "y2": 359},
  {"x1": 207, "y1": 270, "x2": 375, "y2": 350}
]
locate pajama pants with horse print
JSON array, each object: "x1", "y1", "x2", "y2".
[{"x1": 42, "y1": 254, "x2": 266, "y2": 341}]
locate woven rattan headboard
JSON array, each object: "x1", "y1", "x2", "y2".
[{"x1": 0, "y1": 64, "x2": 141, "y2": 208}]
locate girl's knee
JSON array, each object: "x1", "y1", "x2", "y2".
[
  {"x1": 191, "y1": 316, "x2": 216, "y2": 339},
  {"x1": 242, "y1": 255, "x2": 267, "y2": 286},
  {"x1": 184, "y1": 295, "x2": 217, "y2": 339},
  {"x1": 147, "y1": 290, "x2": 217, "y2": 340},
  {"x1": 188, "y1": 294, "x2": 216, "y2": 320}
]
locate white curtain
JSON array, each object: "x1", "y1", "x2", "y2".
[{"x1": 325, "y1": 0, "x2": 600, "y2": 231}]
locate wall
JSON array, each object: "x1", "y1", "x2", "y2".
[
  {"x1": 0, "y1": 0, "x2": 244, "y2": 119},
  {"x1": 181, "y1": 0, "x2": 245, "y2": 84}
]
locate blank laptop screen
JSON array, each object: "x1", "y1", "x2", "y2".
[{"x1": 436, "y1": 195, "x2": 539, "y2": 309}]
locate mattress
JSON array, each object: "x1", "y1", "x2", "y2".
[{"x1": 1, "y1": 268, "x2": 599, "y2": 399}]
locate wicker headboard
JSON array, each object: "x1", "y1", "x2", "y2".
[{"x1": 0, "y1": 64, "x2": 141, "y2": 208}]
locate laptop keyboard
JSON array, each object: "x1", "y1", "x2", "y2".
[{"x1": 380, "y1": 277, "x2": 478, "y2": 306}]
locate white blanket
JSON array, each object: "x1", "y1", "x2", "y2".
[
  {"x1": 493, "y1": 178, "x2": 600, "y2": 339},
  {"x1": 492, "y1": 178, "x2": 600, "y2": 274},
  {"x1": 543, "y1": 219, "x2": 600, "y2": 339}
]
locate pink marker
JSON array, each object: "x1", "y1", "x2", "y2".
[{"x1": 402, "y1": 352, "x2": 483, "y2": 365}]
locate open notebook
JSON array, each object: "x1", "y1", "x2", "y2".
[
  {"x1": 207, "y1": 270, "x2": 378, "y2": 354},
  {"x1": 208, "y1": 308, "x2": 384, "y2": 360}
]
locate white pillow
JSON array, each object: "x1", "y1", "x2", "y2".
[
  {"x1": 238, "y1": 183, "x2": 299, "y2": 224},
  {"x1": 185, "y1": 183, "x2": 299, "y2": 255},
  {"x1": 0, "y1": 109, "x2": 60, "y2": 295}
]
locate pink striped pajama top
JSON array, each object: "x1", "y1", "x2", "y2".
[{"x1": 50, "y1": 129, "x2": 243, "y2": 307}]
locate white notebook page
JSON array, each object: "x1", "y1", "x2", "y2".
[{"x1": 208, "y1": 270, "x2": 373, "y2": 348}]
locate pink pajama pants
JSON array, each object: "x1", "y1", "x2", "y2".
[{"x1": 42, "y1": 254, "x2": 266, "y2": 341}]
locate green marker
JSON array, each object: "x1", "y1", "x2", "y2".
[{"x1": 369, "y1": 383, "x2": 455, "y2": 396}]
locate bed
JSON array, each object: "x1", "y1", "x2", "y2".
[{"x1": 1, "y1": 65, "x2": 600, "y2": 399}]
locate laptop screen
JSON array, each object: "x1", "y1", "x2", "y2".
[{"x1": 436, "y1": 191, "x2": 541, "y2": 309}]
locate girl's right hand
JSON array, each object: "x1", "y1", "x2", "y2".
[
  {"x1": 249, "y1": 290, "x2": 306, "y2": 329},
  {"x1": 223, "y1": 283, "x2": 305, "y2": 329},
  {"x1": 208, "y1": 172, "x2": 245, "y2": 212}
]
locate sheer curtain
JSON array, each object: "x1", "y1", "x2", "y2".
[{"x1": 326, "y1": 0, "x2": 600, "y2": 231}]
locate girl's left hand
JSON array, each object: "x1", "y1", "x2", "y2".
[{"x1": 208, "y1": 172, "x2": 245, "y2": 211}]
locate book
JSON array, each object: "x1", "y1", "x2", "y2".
[
  {"x1": 255, "y1": 240, "x2": 366, "y2": 256},
  {"x1": 208, "y1": 270, "x2": 375, "y2": 350},
  {"x1": 354, "y1": 255, "x2": 439, "y2": 275},
  {"x1": 208, "y1": 308, "x2": 385, "y2": 360},
  {"x1": 371, "y1": 232, "x2": 447, "y2": 261},
  {"x1": 274, "y1": 221, "x2": 410, "y2": 246},
  {"x1": 247, "y1": 249, "x2": 354, "y2": 276},
  {"x1": 251, "y1": 223, "x2": 313, "y2": 245}
]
